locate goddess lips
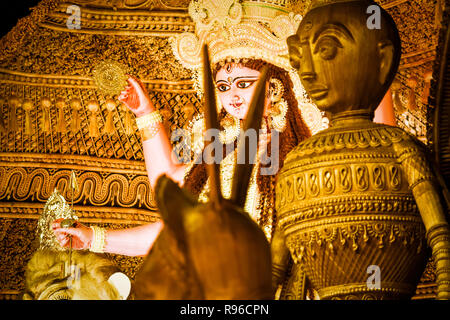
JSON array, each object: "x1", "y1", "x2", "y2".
[{"x1": 231, "y1": 102, "x2": 243, "y2": 110}]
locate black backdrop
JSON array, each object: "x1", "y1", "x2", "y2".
[{"x1": 0, "y1": 0, "x2": 41, "y2": 38}]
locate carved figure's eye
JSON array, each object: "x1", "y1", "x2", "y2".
[{"x1": 314, "y1": 36, "x2": 342, "y2": 60}]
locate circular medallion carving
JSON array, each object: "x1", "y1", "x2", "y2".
[{"x1": 93, "y1": 60, "x2": 129, "y2": 97}]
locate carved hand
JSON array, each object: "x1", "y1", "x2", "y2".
[
  {"x1": 270, "y1": 227, "x2": 290, "y2": 291},
  {"x1": 118, "y1": 75, "x2": 155, "y2": 118},
  {"x1": 52, "y1": 218, "x2": 93, "y2": 250}
]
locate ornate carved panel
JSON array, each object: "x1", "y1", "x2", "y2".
[{"x1": 0, "y1": 0, "x2": 445, "y2": 300}]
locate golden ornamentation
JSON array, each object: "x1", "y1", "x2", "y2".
[
  {"x1": 276, "y1": 0, "x2": 450, "y2": 300},
  {"x1": 0, "y1": 0, "x2": 442, "y2": 301},
  {"x1": 277, "y1": 116, "x2": 431, "y2": 299},
  {"x1": 135, "y1": 110, "x2": 163, "y2": 131},
  {"x1": 184, "y1": 113, "x2": 266, "y2": 237},
  {"x1": 103, "y1": 98, "x2": 117, "y2": 135},
  {"x1": 0, "y1": 0, "x2": 62, "y2": 62},
  {"x1": 7, "y1": 95, "x2": 20, "y2": 133},
  {"x1": 198, "y1": 147, "x2": 262, "y2": 230},
  {"x1": 23, "y1": 249, "x2": 129, "y2": 300},
  {"x1": 186, "y1": 113, "x2": 207, "y2": 156},
  {"x1": 39, "y1": 97, "x2": 52, "y2": 133},
  {"x1": 6, "y1": 176, "x2": 139, "y2": 300},
  {"x1": 0, "y1": 202, "x2": 157, "y2": 225},
  {"x1": 42, "y1": 2, "x2": 194, "y2": 36},
  {"x1": 0, "y1": 86, "x2": 159, "y2": 156},
  {"x1": 89, "y1": 225, "x2": 107, "y2": 253},
  {"x1": 0, "y1": 67, "x2": 196, "y2": 93},
  {"x1": 406, "y1": 76, "x2": 419, "y2": 111},
  {"x1": 22, "y1": 99, "x2": 34, "y2": 135},
  {"x1": 0, "y1": 164, "x2": 156, "y2": 210},
  {"x1": 268, "y1": 78, "x2": 288, "y2": 132},
  {"x1": 0, "y1": 27, "x2": 192, "y2": 83},
  {"x1": 139, "y1": 125, "x2": 161, "y2": 141},
  {"x1": 218, "y1": 114, "x2": 241, "y2": 144},
  {"x1": 87, "y1": 99, "x2": 100, "y2": 137},
  {"x1": 55, "y1": 97, "x2": 67, "y2": 133},
  {"x1": 93, "y1": 60, "x2": 129, "y2": 97},
  {"x1": 170, "y1": 0, "x2": 323, "y2": 134},
  {"x1": 69, "y1": 98, "x2": 82, "y2": 133},
  {"x1": 36, "y1": 189, "x2": 78, "y2": 251},
  {"x1": 60, "y1": 0, "x2": 190, "y2": 10}
]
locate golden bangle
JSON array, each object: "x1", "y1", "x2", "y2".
[
  {"x1": 89, "y1": 226, "x2": 106, "y2": 253},
  {"x1": 140, "y1": 124, "x2": 161, "y2": 141},
  {"x1": 135, "y1": 111, "x2": 163, "y2": 131}
]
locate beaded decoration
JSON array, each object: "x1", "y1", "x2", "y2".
[{"x1": 89, "y1": 226, "x2": 106, "y2": 253}]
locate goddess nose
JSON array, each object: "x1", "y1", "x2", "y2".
[{"x1": 232, "y1": 95, "x2": 243, "y2": 104}]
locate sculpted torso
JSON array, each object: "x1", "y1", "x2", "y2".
[
  {"x1": 274, "y1": 0, "x2": 450, "y2": 300},
  {"x1": 276, "y1": 115, "x2": 430, "y2": 299}
]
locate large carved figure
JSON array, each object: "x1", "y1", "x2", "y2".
[{"x1": 273, "y1": 0, "x2": 450, "y2": 299}]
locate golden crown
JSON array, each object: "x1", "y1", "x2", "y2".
[
  {"x1": 36, "y1": 189, "x2": 78, "y2": 251},
  {"x1": 170, "y1": 0, "x2": 323, "y2": 134}
]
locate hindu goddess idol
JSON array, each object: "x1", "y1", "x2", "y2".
[{"x1": 52, "y1": 0, "x2": 322, "y2": 297}]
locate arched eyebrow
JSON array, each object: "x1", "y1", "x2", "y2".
[
  {"x1": 215, "y1": 80, "x2": 230, "y2": 84},
  {"x1": 312, "y1": 22, "x2": 354, "y2": 43}
]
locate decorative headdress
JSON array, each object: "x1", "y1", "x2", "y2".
[
  {"x1": 36, "y1": 189, "x2": 78, "y2": 251},
  {"x1": 171, "y1": 0, "x2": 323, "y2": 134}
]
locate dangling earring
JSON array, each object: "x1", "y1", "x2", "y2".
[
  {"x1": 219, "y1": 113, "x2": 240, "y2": 144},
  {"x1": 268, "y1": 78, "x2": 288, "y2": 132}
]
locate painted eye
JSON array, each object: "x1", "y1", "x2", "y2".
[
  {"x1": 236, "y1": 81, "x2": 255, "y2": 89},
  {"x1": 314, "y1": 36, "x2": 342, "y2": 60},
  {"x1": 217, "y1": 84, "x2": 230, "y2": 92}
]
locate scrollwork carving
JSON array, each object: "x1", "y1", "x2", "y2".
[{"x1": 0, "y1": 166, "x2": 155, "y2": 209}]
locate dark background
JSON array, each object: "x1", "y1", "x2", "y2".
[{"x1": 0, "y1": 0, "x2": 42, "y2": 38}]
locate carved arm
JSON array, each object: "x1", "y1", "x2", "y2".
[{"x1": 397, "y1": 143, "x2": 450, "y2": 299}]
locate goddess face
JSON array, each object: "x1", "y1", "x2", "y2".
[{"x1": 215, "y1": 63, "x2": 270, "y2": 120}]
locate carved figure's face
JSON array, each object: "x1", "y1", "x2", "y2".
[
  {"x1": 215, "y1": 63, "x2": 270, "y2": 119},
  {"x1": 288, "y1": 4, "x2": 391, "y2": 114}
]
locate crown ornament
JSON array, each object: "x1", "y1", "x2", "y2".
[
  {"x1": 36, "y1": 189, "x2": 78, "y2": 251},
  {"x1": 171, "y1": 0, "x2": 323, "y2": 134}
]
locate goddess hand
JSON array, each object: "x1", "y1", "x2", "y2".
[
  {"x1": 118, "y1": 75, "x2": 154, "y2": 117},
  {"x1": 52, "y1": 218, "x2": 93, "y2": 250}
]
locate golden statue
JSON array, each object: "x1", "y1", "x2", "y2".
[
  {"x1": 273, "y1": 0, "x2": 450, "y2": 299},
  {"x1": 24, "y1": 189, "x2": 131, "y2": 300},
  {"x1": 133, "y1": 49, "x2": 272, "y2": 299}
]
